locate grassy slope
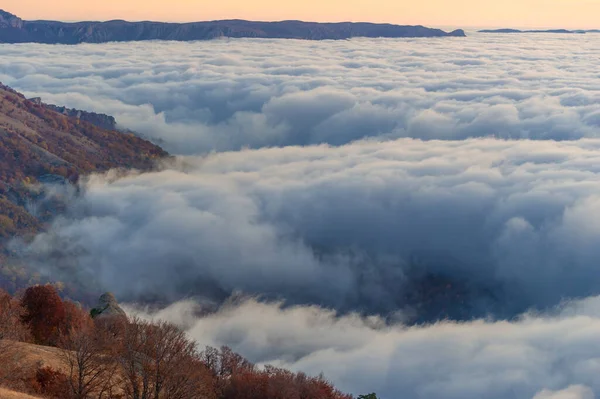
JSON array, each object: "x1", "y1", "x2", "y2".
[
  {"x1": 0, "y1": 340, "x2": 66, "y2": 398},
  {"x1": 0, "y1": 387, "x2": 43, "y2": 398}
]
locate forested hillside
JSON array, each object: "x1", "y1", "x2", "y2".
[
  {"x1": 0, "y1": 83, "x2": 168, "y2": 289},
  {"x1": 0, "y1": 285, "x2": 354, "y2": 399}
]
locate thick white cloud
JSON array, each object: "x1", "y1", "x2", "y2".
[
  {"x1": 17, "y1": 138, "x2": 600, "y2": 321},
  {"x1": 6, "y1": 35, "x2": 600, "y2": 399},
  {"x1": 1, "y1": 34, "x2": 600, "y2": 153},
  {"x1": 533, "y1": 386, "x2": 595, "y2": 399}
]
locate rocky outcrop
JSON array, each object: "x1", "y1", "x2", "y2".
[
  {"x1": 28, "y1": 98, "x2": 117, "y2": 131},
  {"x1": 90, "y1": 292, "x2": 127, "y2": 319},
  {"x1": 0, "y1": 10, "x2": 23, "y2": 29},
  {"x1": 0, "y1": 9, "x2": 466, "y2": 44},
  {"x1": 47, "y1": 104, "x2": 117, "y2": 131}
]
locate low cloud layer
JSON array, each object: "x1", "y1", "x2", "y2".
[
  {"x1": 17, "y1": 138, "x2": 600, "y2": 321},
  {"x1": 6, "y1": 36, "x2": 600, "y2": 398},
  {"x1": 127, "y1": 295, "x2": 600, "y2": 399},
  {"x1": 1, "y1": 34, "x2": 600, "y2": 153}
]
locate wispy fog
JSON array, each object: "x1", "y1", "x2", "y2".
[{"x1": 127, "y1": 296, "x2": 600, "y2": 399}]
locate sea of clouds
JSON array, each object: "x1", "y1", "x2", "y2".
[
  {"x1": 3, "y1": 33, "x2": 600, "y2": 398},
  {"x1": 2, "y1": 34, "x2": 600, "y2": 154}
]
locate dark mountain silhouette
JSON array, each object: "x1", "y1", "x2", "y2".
[{"x1": 0, "y1": 9, "x2": 465, "y2": 44}]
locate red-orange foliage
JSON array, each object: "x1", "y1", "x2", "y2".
[
  {"x1": 0, "y1": 83, "x2": 168, "y2": 254},
  {"x1": 202, "y1": 346, "x2": 352, "y2": 399},
  {"x1": 2, "y1": 286, "x2": 355, "y2": 399},
  {"x1": 116, "y1": 318, "x2": 216, "y2": 399},
  {"x1": 59, "y1": 324, "x2": 122, "y2": 399},
  {"x1": 224, "y1": 368, "x2": 352, "y2": 399},
  {"x1": 20, "y1": 284, "x2": 66, "y2": 346},
  {"x1": 63, "y1": 300, "x2": 94, "y2": 335},
  {"x1": 33, "y1": 366, "x2": 71, "y2": 399},
  {"x1": 0, "y1": 288, "x2": 31, "y2": 341}
]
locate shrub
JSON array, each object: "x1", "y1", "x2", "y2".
[{"x1": 34, "y1": 366, "x2": 71, "y2": 398}]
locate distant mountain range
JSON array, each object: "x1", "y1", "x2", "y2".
[
  {"x1": 480, "y1": 28, "x2": 600, "y2": 34},
  {"x1": 0, "y1": 9, "x2": 465, "y2": 44}
]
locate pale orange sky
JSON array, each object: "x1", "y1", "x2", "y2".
[{"x1": 4, "y1": 0, "x2": 600, "y2": 29}]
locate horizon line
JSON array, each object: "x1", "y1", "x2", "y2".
[{"x1": 2, "y1": 9, "x2": 599, "y2": 32}]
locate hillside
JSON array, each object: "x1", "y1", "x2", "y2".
[
  {"x1": 0, "y1": 339, "x2": 72, "y2": 398},
  {"x1": 0, "y1": 83, "x2": 167, "y2": 278},
  {"x1": 0, "y1": 387, "x2": 42, "y2": 398},
  {"x1": 0, "y1": 286, "x2": 355, "y2": 399},
  {"x1": 1, "y1": 340, "x2": 66, "y2": 374},
  {"x1": 0, "y1": 9, "x2": 465, "y2": 43}
]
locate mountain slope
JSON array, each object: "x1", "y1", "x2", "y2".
[
  {"x1": 0, "y1": 83, "x2": 167, "y2": 241},
  {"x1": 0, "y1": 9, "x2": 466, "y2": 43},
  {"x1": 0, "y1": 387, "x2": 43, "y2": 398}
]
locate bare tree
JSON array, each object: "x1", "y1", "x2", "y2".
[
  {"x1": 118, "y1": 318, "x2": 151, "y2": 399},
  {"x1": 0, "y1": 289, "x2": 31, "y2": 388},
  {"x1": 116, "y1": 318, "x2": 214, "y2": 399},
  {"x1": 147, "y1": 321, "x2": 197, "y2": 399},
  {"x1": 161, "y1": 354, "x2": 216, "y2": 399},
  {"x1": 59, "y1": 325, "x2": 119, "y2": 399},
  {"x1": 0, "y1": 288, "x2": 30, "y2": 342}
]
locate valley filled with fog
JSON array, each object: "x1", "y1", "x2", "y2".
[{"x1": 3, "y1": 33, "x2": 600, "y2": 398}]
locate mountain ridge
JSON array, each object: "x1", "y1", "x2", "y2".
[
  {"x1": 0, "y1": 9, "x2": 466, "y2": 43},
  {"x1": 0, "y1": 82, "x2": 167, "y2": 262}
]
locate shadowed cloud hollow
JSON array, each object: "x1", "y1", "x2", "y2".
[{"x1": 17, "y1": 138, "x2": 600, "y2": 322}]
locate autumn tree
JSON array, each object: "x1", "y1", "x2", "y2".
[
  {"x1": 160, "y1": 355, "x2": 216, "y2": 399},
  {"x1": 63, "y1": 300, "x2": 95, "y2": 339},
  {"x1": 0, "y1": 283, "x2": 354, "y2": 399},
  {"x1": 222, "y1": 368, "x2": 351, "y2": 399},
  {"x1": 34, "y1": 366, "x2": 72, "y2": 398},
  {"x1": 201, "y1": 346, "x2": 352, "y2": 399},
  {"x1": 0, "y1": 289, "x2": 32, "y2": 386},
  {"x1": 146, "y1": 321, "x2": 201, "y2": 399},
  {"x1": 20, "y1": 284, "x2": 66, "y2": 346},
  {"x1": 0, "y1": 288, "x2": 31, "y2": 341},
  {"x1": 116, "y1": 318, "x2": 214, "y2": 399},
  {"x1": 60, "y1": 324, "x2": 120, "y2": 399},
  {"x1": 117, "y1": 318, "x2": 150, "y2": 399}
]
